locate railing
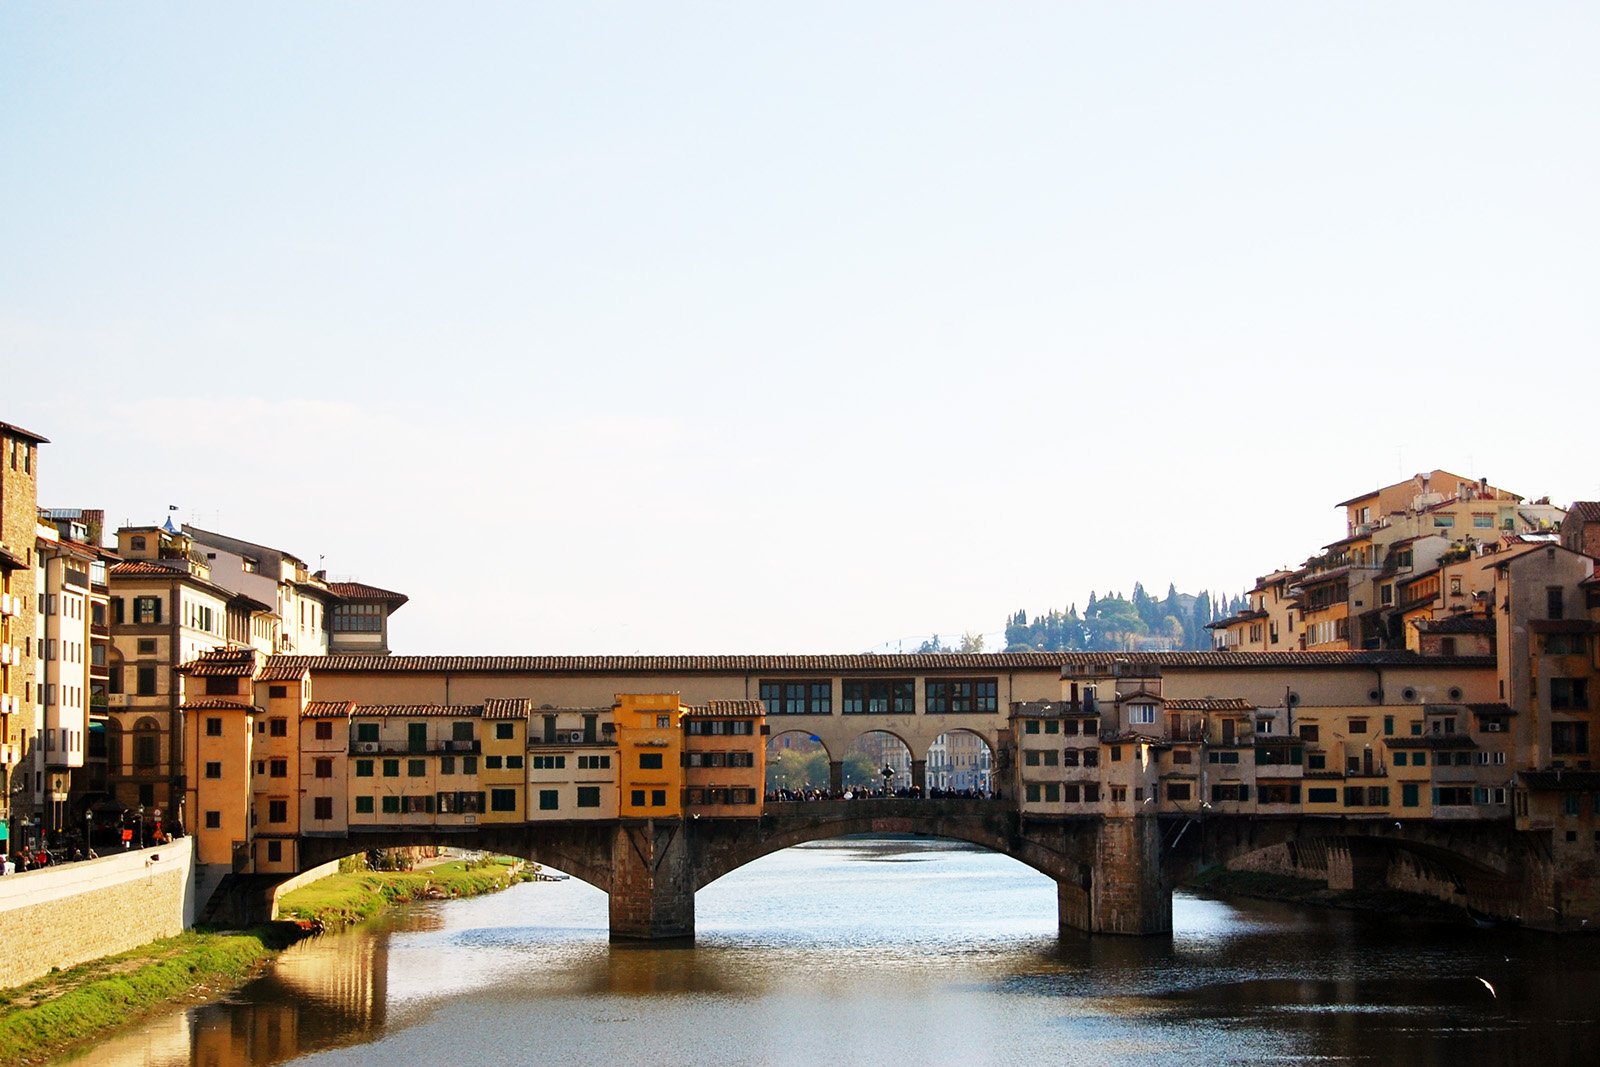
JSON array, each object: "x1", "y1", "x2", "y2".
[{"x1": 348, "y1": 740, "x2": 482, "y2": 756}]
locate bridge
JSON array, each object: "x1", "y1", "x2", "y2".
[{"x1": 273, "y1": 800, "x2": 1547, "y2": 939}]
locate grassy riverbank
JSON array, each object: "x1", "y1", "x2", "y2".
[
  {"x1": 276, "y1": 855, "x2": 530, "y2": 929},
  {"x1": 0, "y1": 855, "x2": 528, "y2": 1065}
]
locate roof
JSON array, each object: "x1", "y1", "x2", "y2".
[
  {"x1": 257, "y1": 662, "x2": 309, "y2": 682},
  {"x1": 350, "y1": 704, "x2": 482, "y2": 718},
  {"x1": 1519, "y1": 770, "x2": 1600, "y2": 791},
  {"x1": 1384, "y1": 734, "x2": 1478, "y2": 749},
  {"x1": 1417, "y1": 615, "x2": 1494, "y2": 635},
  {"x1": 1466, "y1": 702, "x2": 1517, "y2": 718},
  {"x1": 0, "y1": 420, "x2": 49, "y2": 444},
  {"x1": 177, "y1": 647, "x2": 258, "y2": 676},
  {"x1": 110, "y1": 560, "x2": 188, "y2": 578},
  {"x1": 1567, "y1": 501, "x2": 1600, "y2": 524},
  {"x1": 483, "y1": 698, "x2": 530, "y2": 720},
  {"x1": 304, "y1": 700, "x2": 355, "y2": 719},
  {"x1": 1166, "y1": 698, "x2": 1255, "y2": 712},
  {"x1": 0, "y1": 545, "x2": 27, "y2": 571},
  {"x1": 682, "y1": 699, "x2": 765, "y2": 718},
  {"x1": 180, "y1": 698, "x2": 260, "y2": 712},
  {"x1": 265, "y1": 650, "x2": 1497, "y2": 674},
  {"x1": 328, "y1": 581, "x2": 409, "y2": 608}
]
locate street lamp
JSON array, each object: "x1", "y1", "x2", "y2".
[{"x1": 137, "y1": 804, "x2": 145, "y2": 849}]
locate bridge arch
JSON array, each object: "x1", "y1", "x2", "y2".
[{"x1": 925, "y1": 728, "x2": 995, "y2": 794}]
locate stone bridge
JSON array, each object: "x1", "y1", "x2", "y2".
[{"x1": 279, "y1": 802, "x2": 1559, "y2": 939}]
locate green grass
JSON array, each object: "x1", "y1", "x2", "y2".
[
  {"x1": 0, "y1": 929, "x2": 282, "y2": 1065},
  {"x1": 275, "y1": 856, "x2": 521, "y2": 929},
  {"x1": 0, "y1": 855, "x2": 525, "y2": 1064}
]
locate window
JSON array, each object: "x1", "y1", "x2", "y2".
[
  {"x1": 313, "y1": 796, "x2": 333, "y2": 820},
  {"x1": 355, "y1": 760, "x2": 373, "y2": 777},
  {"x1": 204, "y1": 811, "x2": 221, "y2": 828},
  {"x1": 533, "y1": 755, "x2": 567, "y2": 770},
  {"x1": 381, "y1": 795, "x2": 400, "y2": 814},
  {"x1": 315, "y1": 721, "x2": 334, "y2": 741},
  {"x1": 440, "y1": 756, "x2": 456, "y2": 775},
  {"x1": 639, "y1": 753, "x2": 664, "y2": 770},
  {"x1": 631, "y1": 789, "x2": 646, "y2": 806},
  {"x1": 1434, "y1": 786, "x2": 1473, "y2": 807},
  {"x1": 495, "y1": 788, "x2": 521, "y2": 812},
  {"x1": 463, "y1": 756, "x2": 477, "y2": 774},
  {"x1": 382, "y1": 759, "x2": 399, "y2": 777},
  {"x1": 1308, "y1": 788, "x2": 1339, "y2": 804},
  {"x1": 268, "y1": 800, "x2": 288, "y2": 823},
  {"x1": 269, "y1": 718, "x2": 287, "y2": 737},
  {"x1": 496, "y1": 722, "x2": 515, "y2": 740},
  {"x1": 267, "y1": 841, "x2": 283, "y2": 862},
  {"x1": 269, "y1": 759, "x2": 287, "y2": 778},
  {"x1": 356, "y1": 723, "x2": 379, "y2": 742},
  {"x1": 1167, "y1": 783, "x2": 1192, "y2": 802},
  {"x1": 485, "y1": 756, "x2": 503, "y2": 769},
  {"x1": 408, "y1": 759, "x2": 426, "y2": 777},
  {"x1": 206, "y1": 717, "x2": 223, "y2": 737},
  {"x1": 204, "y1": 676, "x2": 239, "y2": 696},
  {"x1": 315, "y1": 758, "x2": 333, "y2": 779},
  {"x1": 332, "y1": 602, "x2": 384, "y2": 632},
  {"x1": 841, "y1": 678, "x2": 915, "y2": 714},
  {"x1": 1553, "y1": 721, "x2": 1590, "y2": 756},
  {"x1": 506, "y1": 755, "x2": 524, "y2": 769},
  {"x1": 1025, "y1": 720, "x2": 1040, "y2": 734},
  {"x1": 578, "y1": 755, "x2": 611, "y2": 770},
  {"x1": 1128, "y1": 704, "x2": 1156, "y2": 726},
  {"x1": 760, "y1": 680, "x2": 832, "y2": 715},
  {"x1": 1393, "y1": 751, "x2": 1407, "y2": 766},
  {"x1": 1082, "y1": 748, "x2": 1099, "y2": 767},
  {"x1": 1299, "y1": 724, "x2": 1319, "y2": 742},
  {"x1": 651, "y1": 789, "x2": 667, "y2": 807},
  {"x1": 133, "y1": 596, "x2": 161, "y2": 624},
  {"x1": 1547, "y1": 586, "x2": 1565, "y2": 620},
  {"x1": 355, "y1": 796, "x2": 374, "y2": 814},
  {"x1": 205, "y1": 761, "x2": 222, "y2": 779},
  {"x1": 1552, "y1": 678, "x2": 1590, "y2": 711},
  {"x1": 577, "y1": 786, "x2": 602, "y2": 808},
  {"x1": 925, "y1": 678, "x2": 999, "y2": 713},
  {"x1": 136, "y1": 667, "x2": 158, "y2": 696},
  {"x1": 1348, "y1": 718, "x2": 1367, "y2": 734},
  {"x1": 402, "y1": 795, "x2": 434, "y2": 814}
]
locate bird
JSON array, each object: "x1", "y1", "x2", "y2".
[{"x1": 1476, "y1": 976, "x2": 1496, "y2": 999}]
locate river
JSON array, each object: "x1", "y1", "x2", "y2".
[{"x1": 67, "y1": 838, "x2": 1600, "y2": 1066}]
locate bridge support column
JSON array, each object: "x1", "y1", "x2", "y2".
[
  {"x1": 910, "y1": 759, "x2": 926, "y2": 793},
  {"x1": 1063, "y1": 817, "x2": 1171, "y2": 936},
  {"x1": 828, "y1": 760, "x2": 843, "y2": 794},
  {"x1": 610, "y1": 820, "x2": 693, "y2": 941}
]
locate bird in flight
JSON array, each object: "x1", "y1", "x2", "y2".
[{"x1": 1476, "y1": 976, "x2": 1496, "y2": 999}]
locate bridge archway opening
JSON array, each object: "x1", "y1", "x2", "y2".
[
  {"x1": 765, "y1": 731, "x2": 830, "y2": 792},
  {"x1": 926, "y1": 729, "x2": 995, "y2": 795},
  {"x1": 841, "y1": 730, "x2": 914, "y2": 792}
]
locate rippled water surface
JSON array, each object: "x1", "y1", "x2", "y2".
[{"x1": 69, "y1": 839, "x2": 1600, "y2": 1066}]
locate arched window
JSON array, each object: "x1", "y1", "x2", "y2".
[{"x1": 133, "y1": 717, "x2": 160, "y2": 769}]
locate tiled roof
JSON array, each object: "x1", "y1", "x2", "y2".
[
  {"x1": 1467, "y1": 702, "x2": 1517, "y2": 718},
  {"x1": 257, "y1": 662, "x2": 309, "y2": 682},
  {"x1": 328, "y1": 581, "x2": 409, "y2": 607},
  {"x1": 304, "y1": 700, "x2": 355, "y2": 719},
  {"x1": 178, "y1": 647, "x2": 258, "y2": 676},
  {"x1": 682, "y1": 699, "x2": 765, "y2": 717},
  {"x1": 1418, "y1": 615, "x2": 1494, "y2": 635},
  {"x1": 350, "y1": 703, "x2": 482, "y2": 718},
  {"x1": 1166, "y1": 698, "x2": 1255, "y2": 712},
  {"x1": 1384, "y1": 734, "x2": 1478, "y2": 749},
  {"x1": 1519, "y1": 770, "x2": 1600, "y2": 791},
  {"x1": 1566, "y1": 501, "x2": 1600, "y2": 524},
  {"x1": 110, "y1": 560, "x2": 186, "y2": 577},
  {"x1": 0, "y1": 545, "x2": 27, "y2": 571},
  {"x1": 180, "y1": 698, "x2": 260, "y2": 711},
  {"x1": 0, "y1": 419, "x2": 50, "y2": 444},
  {"x1": 483, "y1": 698, "x2": 530, "y2": 719},
  {"x1": 266, "y1": 650, "x2": 1496, "y2": 674}
]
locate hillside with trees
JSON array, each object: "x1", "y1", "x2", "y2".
[{"x1": 1002, "y1": 583, "x2": 1242, "y2": 653}]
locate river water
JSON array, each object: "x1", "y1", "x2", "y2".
[{"x1": 69, "y1": 839, "x2": 1600, "y2": 1066}]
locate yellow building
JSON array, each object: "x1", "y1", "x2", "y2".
[
  {"x1": 615, "y1": 693, "x2": 684, "y2": 818},
  {"x1": 480, "y1": 698, "x2": 527, "y2": 824},
  {"x1": 682, "y1": 699, "x2": 765, "y2": 817},
  {"x1": 181, "y1": 646, "x2": 263, "y2": 868}
]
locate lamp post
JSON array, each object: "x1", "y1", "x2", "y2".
[{"x1": 137, "y1": 804, "x2": 145, "y2": 849}]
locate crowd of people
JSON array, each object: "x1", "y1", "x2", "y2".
[{"x1": 764, "y1": 785, "x2": 1001, "y2": 803}]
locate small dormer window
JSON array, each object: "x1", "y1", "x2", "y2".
[
  {"x1": 1128, "y1": 704, "x2": 1156, "y2": 726},
  {"x1": 131, "y1": 536, "x2": 146, "y2": 552}
]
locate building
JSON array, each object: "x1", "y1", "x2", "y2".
[{"x1": 0, "y1": 420, "x2": 47, "y2": 855}]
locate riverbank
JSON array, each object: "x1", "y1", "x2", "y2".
[
  {"x1": 1186, "y1": 866, "x2": 1472, "y2": 923},
  {"x1": 0, "y1": 855, "x2": 528, "y2": 1065}
]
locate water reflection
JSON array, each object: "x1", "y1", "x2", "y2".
[{"x1": 64, "y1": 839, "x2": 1600, "y2": 1067}]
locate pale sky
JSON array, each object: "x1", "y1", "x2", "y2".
[{"x1": 3, "y1": 3, "x2": 1596, "y2": 654}]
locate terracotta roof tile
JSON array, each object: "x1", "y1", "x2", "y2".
[
  {"x1": 482, "y1": 698, "x2": 530, "y2": 720},
  {"x1": 350, "y1": 704, "x2": 482, "y2": 718},
  {"x1": 178, "y1": 647, "x2": 258, "y2": 676},
  {"x1": 110, "y1": 560, "x2": 188, "y2": 578},
  {"x1": 304, "y1": 700, "x2": 355, "y2": 719},
  {"x1": 328, "y1": 581, "x2": 409, "y2": 608},
  {"x1": 682, "y1": 699, "x2": 765, "y2": 717},
  {"x1": 180, "y1": 698, "x2": 260, "y2": 711},
  {"x1": 1165, "y1": 698, "x2": 1256, "y2": 712},
  {"x1": 0, "y1": 419, "x2": 49, "y2": 444},
  {"x1": 257, "y1": 662, "x2": 309, "y2": 682}
]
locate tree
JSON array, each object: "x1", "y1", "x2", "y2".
[{"x1": 960, "y1": 631, "x2": 985, "y2": 653}]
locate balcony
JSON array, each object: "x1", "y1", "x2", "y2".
[{"x1": 348, "y1": 739, "x2": 482, "y2": 756}]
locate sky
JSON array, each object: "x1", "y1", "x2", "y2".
[{"x1": 3, "y1": 3, "x2": 1596, "y2": 654}]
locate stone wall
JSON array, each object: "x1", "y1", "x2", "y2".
[{"x1": 0, "y1": 838, "x2": 196, "y2": 989}]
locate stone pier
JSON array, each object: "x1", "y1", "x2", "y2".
[
  {"x1": 1078, "y1": 816, "x2": 1171, "y2": 935},
  {"x1": 609, "y1": 820, "x2": 694, "y2": 941}
]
